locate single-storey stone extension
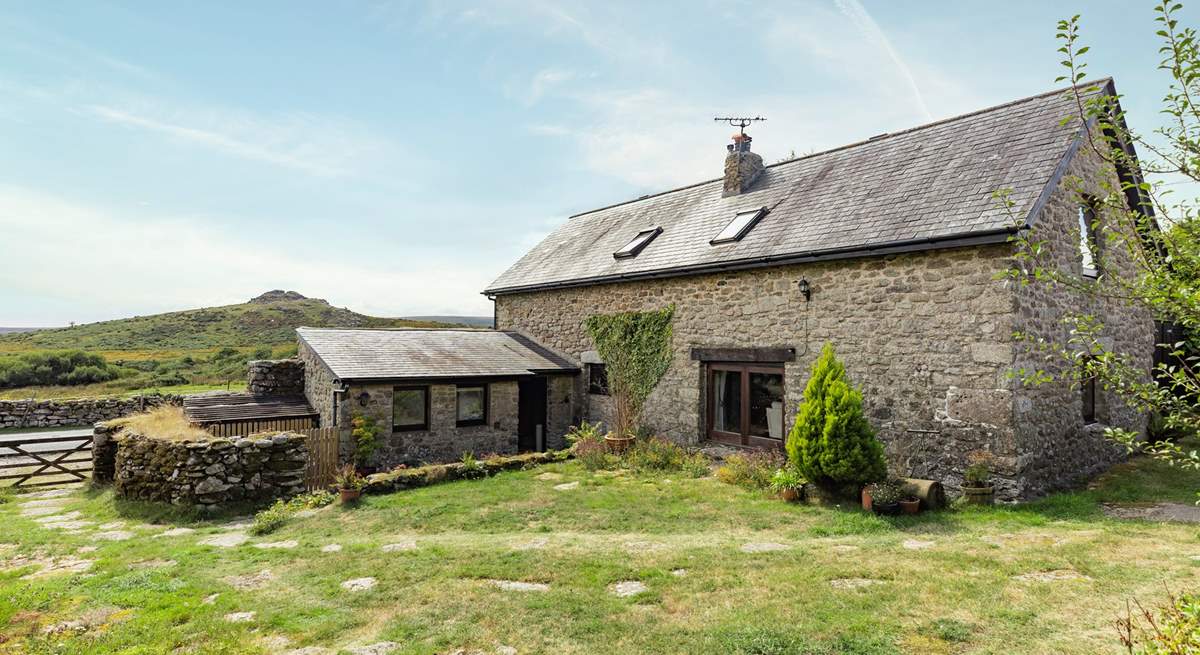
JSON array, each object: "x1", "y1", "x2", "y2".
[{"x1": 480, "y1": 78, "x2": 1156, "y2": 500}]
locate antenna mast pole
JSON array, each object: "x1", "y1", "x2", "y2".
[{"x1": 713, "y1": 116, "x2": 766, "y2": 135}]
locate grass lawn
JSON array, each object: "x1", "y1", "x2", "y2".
[
  {"x1": 1, "y1": 455, "x2": 1198, "y2": 655},
  {"x1": 0, "y1": 382, "x2": 247, "y2": 401}
]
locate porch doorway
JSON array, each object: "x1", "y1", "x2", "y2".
[
  {"x1": 706, "y1": 363, "x2": 785, "y2": 448},
  {"x1": 518, "y1": 377, "x2": 548, "y2": 452}
]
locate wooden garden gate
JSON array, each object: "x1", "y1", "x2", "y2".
[
  {"x1": 298, "y1": 427, "x2": 340, "y2": 491},
  {"x1": 0, "y1": 432, "x2": 93, "y2": 487}
]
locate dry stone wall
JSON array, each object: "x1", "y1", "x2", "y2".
[
  {"x1": 0, "y1": 394, "x2": 180, "y2": 429},
  {"x1": 247, "y1": 358, "x2": 305, "y2": 395},
  {"x1": 103, "y1": 428, "x2": 307, "y2": 509}
]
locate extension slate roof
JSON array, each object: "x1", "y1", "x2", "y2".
[
  {"x1": 296, "y1": 327, "x2": 578, "y2": 382},
  {"x1": 485, "y1": 80, "x2": 1114, "y2": 295}
]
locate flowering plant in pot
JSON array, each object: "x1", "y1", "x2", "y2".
[
  {"x1": 334, "y1": 464, "x2": 365, "y2": 503},
  {"x1": 898, "y1": 481, "x2": 921, "y2": 515},
  {"x1": 865, "y1": 479, "x2": 905, "y2": 515},
  {"x1": 769, "y1": 467, "x2": 806, "y2": 502}
]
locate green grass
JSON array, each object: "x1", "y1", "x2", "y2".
[{"x1": 1, "y1": 453, "x2": 1198, "y2": 654}]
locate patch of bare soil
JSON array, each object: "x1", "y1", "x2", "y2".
[{"x1": 225, "y1": 569, "x2": 274, "y2": 591}]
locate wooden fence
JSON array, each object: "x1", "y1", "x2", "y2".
[
  {"x1": 297, "y1": 427, "x2": 340, "y2": 491},
  {"x1": 0, "y1": 433, "x2": 93, "y2": 488},
  {"x1": 203, "y1": 417, "x2": 318, "y2": 439}
]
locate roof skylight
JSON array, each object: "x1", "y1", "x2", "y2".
[
  {"x1": 711, "y1": 207, "x2": 767, "y2": 245},
  {"x1": 614, "y1": 227, "x2": 662, "y2": 259}
]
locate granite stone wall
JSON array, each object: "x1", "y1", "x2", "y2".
[
  {"x1": 299, "y1": 340, "x2": 337, "y2": 428},
  {"x1": 247, "y1": 358, "x2": 305, "y2": 395},
  {"x1": 346, "y1": 381, "x2": 524, "y2": 468},
  {"x1": 104, "y1": 429, "x2": 307, "y2": 509},
  {"x1": 0, "y1": 394, "x2": 180, "y2": 429},
  {"x1": 1009, "y1": 143, "x2": 1153, "y2": 497}
]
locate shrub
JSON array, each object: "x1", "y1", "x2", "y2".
[
  {"x1": 865, "y1": 479, "x2": 905, "y2": 506},
  {"x1": 964, "y1": 462, "x2": 990, "y2": 487},
  {"x1": 566, "y1": 420, "x2": 604, "y2": 446},
  {"x1": 624, "y1": 436, "x2": 710, "y2": 478},
  {"x1": 574, "y1": 437, "x2": 617, "y2": 471},
  {"x1": 786, "y1": 343, "x2": 886, "y2": 488},
  {"x1": 250, "y1": 490, "x2": 336, "y2": 535},
  {"x1": 769, "y1": 467, "x2": 806, "y2": 494},
  {"x1": 1117, "y1": 591, "x2": 1200, "y2": 654},
  {"x1": 0, "y1": 350, "x2": 120, "y2": 388},
  {"x1": 716, "y1": 450, "x2": 786, "y2": 491},
  {"x1": 335, "y1": 464, "x2": 365, "y2": 491},
  {"x1": 584, "y1": 306, "x2": 675, "y2": 436},
  {"x1": 350, "y1": 415, "x2": 379, "y2": 465}
]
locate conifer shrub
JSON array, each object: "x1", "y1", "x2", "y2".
[{"x1": 786, "y1": 342, "x2": 886, "y2": 489}]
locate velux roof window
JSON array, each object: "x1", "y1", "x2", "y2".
[
  {"x1": 613, "y1": 226, "x2": 662, "y2": 259},
  {"x1": 711, "y1": 207, "x2": 768, "y2": 245}
]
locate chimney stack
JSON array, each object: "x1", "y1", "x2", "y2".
[{"x1": 722, "y1": 132, "x2": 764, "y2": 197}]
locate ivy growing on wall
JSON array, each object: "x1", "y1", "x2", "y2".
[{"x1": 584, "y1": 305, "x2": 675, "y2": 437}]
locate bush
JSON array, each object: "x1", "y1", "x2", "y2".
[
  {"x1": 250, "y1": 490, "x2": 336, "y2": 535},
  {"x1": 786, "y1": 343, "x2": 886, "y2": 488},
  {"x1": 568, "y1": 421, "x2": 617, "y2": 470},
  {"x1": 1117, "y1": 591, "x2": 1200, "y2": 654},
  {"x1": 624, "y1": 436, "x2": 709, "y2": 478},
  {"x1": 716, "y1": 450, "x2": 786, "y2": 491},
  {"x1": 0, "y1": 350, "x2": 120, "y2": 388},
  {"x1": 350, "y1": 415, "x2": 379, "y2": 465},
  {"x1": 459, "y1": 452, "x2": 487, "y2": 479},
  {"x1": 769, "y1": 467, "x2": 806, "y2": 494}
]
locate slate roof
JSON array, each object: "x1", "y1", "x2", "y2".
[
  {"x1": 485, "y1": 80, "x2": 1114, "y2": 295},
  {"x1": 296, "y1": 327, "x2": 578, "y2": 382}
]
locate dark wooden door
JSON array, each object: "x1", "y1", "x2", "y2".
[{"x1": 518, "y1": 377, "x2": 548, "y2": 452}]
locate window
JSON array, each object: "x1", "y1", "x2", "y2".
[
  {"x1": 711, "y1": 207, "x2": 767, "y2": 245},
  {"x1": 614, "y1": 227, "x2": 662, "y2": 259},
  {"x1": 1078, "y1": 203, "x2": 1100, "y2": 277},
  {"x1": 587, "y1": 363, "x2": 609, "y2": 395},
  {"x1": 456, "y1": 384, "x2": 488, "y2": 427},
  {"x1": 392, "y1": 386, "x2": 428, "y2": 431},
  {"x1": 1082, "y1": 361, "x2": 1098, "y2": 425},
  {"x1": 707, "y1": 363, "x2": 785, "y2": 447}
]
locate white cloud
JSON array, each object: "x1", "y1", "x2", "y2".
[
  {"x1": 832, "y1": 0, "x2": 932, "y2": 121},
  {"x1": 84, "y1": 104, "x2": 376, "y2": 178},
  {"x1": 527, "y1": 68, "x2": 576, "y2": 104},
  {"x1": 0, "y1": 186, "x2": 496, "y2": 324}
]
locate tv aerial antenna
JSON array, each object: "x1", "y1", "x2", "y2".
[{"x1": 713, "y1": 116, "x2": 766, "y2": 135}]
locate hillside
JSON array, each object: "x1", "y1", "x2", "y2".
[
  {"x1": 403, "y1": 315, "x2": 494, "y2": 328},
  {"x1": 0, "y1": 291, "x2": 454, "y2": 353}
]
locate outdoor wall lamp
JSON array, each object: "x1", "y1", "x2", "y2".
[
  {"x1": 357, "y1": 391, "x2": 371, "y2": 407},
  {"x1": 798, "y1": 279, "x2": 811, "y2": 302}
]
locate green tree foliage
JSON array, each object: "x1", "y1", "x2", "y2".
[
  {"x1": 786, "y1": 343, "x2": 886, "y2": 488},
  {"x1": 0, "y1": 350, "x2": 120, "y2": 388},
  {"x1": 584, "y1": 306, "x2": 674, "y2": 436}
]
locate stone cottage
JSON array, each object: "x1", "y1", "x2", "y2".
[
  {"x1": 297, "y1": 327, "x2": 577, "y2": 467},
  {"x1": 484, "y1": 79, "x2": 1155, "y2": 500}
]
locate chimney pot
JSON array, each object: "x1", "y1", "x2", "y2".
[{"x1": 722, "y1": 133, "x2": 763, "y2": 197}]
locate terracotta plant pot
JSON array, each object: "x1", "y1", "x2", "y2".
[
  {"x1": 873, "y1": 502, "x2": 900, "y2": 516},
  {"x1": 339, "y1": 488, "x2": 362, "y2": 503},
  {"x1": 961, "y1": 484, "x2": 994, "y2": 506},
  {"x1": 899, "y1": 498, "x2": 921, "y2": 515},
  {"x1": 861, "y1": 487, "x2": 873, "y2": 512},
  {"x1": 779, "y1": 488, "x2": 801, "y2": 503},
  {"x1": 604, "y1": 435, "x2": 635, "y2": 454}
]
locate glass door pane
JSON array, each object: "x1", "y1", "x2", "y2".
[
  {"x1": 713, "y1": 369, "x2": 742, "y2": 433},
  {"x1": 748, "y1": 372, "x2": 785, "y2": 439}
]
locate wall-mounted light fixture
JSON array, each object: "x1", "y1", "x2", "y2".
[
  {"x1": 798, "y1": 279, "x2": 811, "y2": 302},
  {"x1": 357, "y1": 391, "x2": 371, "y2": 407}
]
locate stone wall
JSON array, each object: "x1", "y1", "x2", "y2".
[
  {"x1": 247, "y1": 358, "x2": 305, "y2": 395},
  {"x1": 346, "y1": 381, "x2": 523, "y2": 468},
  {"x1": 497, "y1": 244, "x2": 1020, "y2": 494},
  {"x1": 0, "y1": 394, "x2": 180, "y2": 429},
  {"x1": 299, "y1": 339, "x2": 337, "y2": 428},
  {"x1": 1010, "y1": 142, "x2": 1153, "y2": 497},
  {"x1": 103, "y1": 428, "x2": 307, "y2": 509}
]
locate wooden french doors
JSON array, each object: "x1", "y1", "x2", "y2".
[{"x1": 706, "y1": 363, "x2": 786, "y2": 448}]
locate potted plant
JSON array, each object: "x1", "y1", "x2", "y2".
[
  {"x1": 769, "y1": 467, "x2": 806, "y2": 502},
  {"x1": 335, "y1": 464, "x2": 365, "y2": 503},
  {"x1": 899, "y1": 482, "x2": 921, "y2": 515},
  {"x1": 603, "y1": 430, "x2": 636, "y2": 454},
  {"x1": 865, "y1": 479, "x2": 904, "y2": 515},
  {"x1": 961, "y1": 459, "x2": 995, "y2": 506}
]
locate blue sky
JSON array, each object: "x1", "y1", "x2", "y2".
[{"x1": 0, "y1": 1, "x2": 1192, "y2": 326}]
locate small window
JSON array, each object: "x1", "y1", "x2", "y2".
[
  {"x1": 1081, "y1": 360, "x2": 1097, "y2": 425},
  {"x1": 1078, "y1": 204, "x2": 1100, "y2": 277},
  {"x1": 456, "y1": 384, "x2": 488, "y2": 427},
  {"x1": 587, "y1": 363, "x2": 609, "y2": 395},
  {"x1": 614, "y1": 227, "x2": 662, "y2": 259},
  {"x1": 393, "y1": 386, "x2": 428, "y2": 431},
  {"x1": 711, "y1": 207, "x2": 767, "y2": 245}
]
